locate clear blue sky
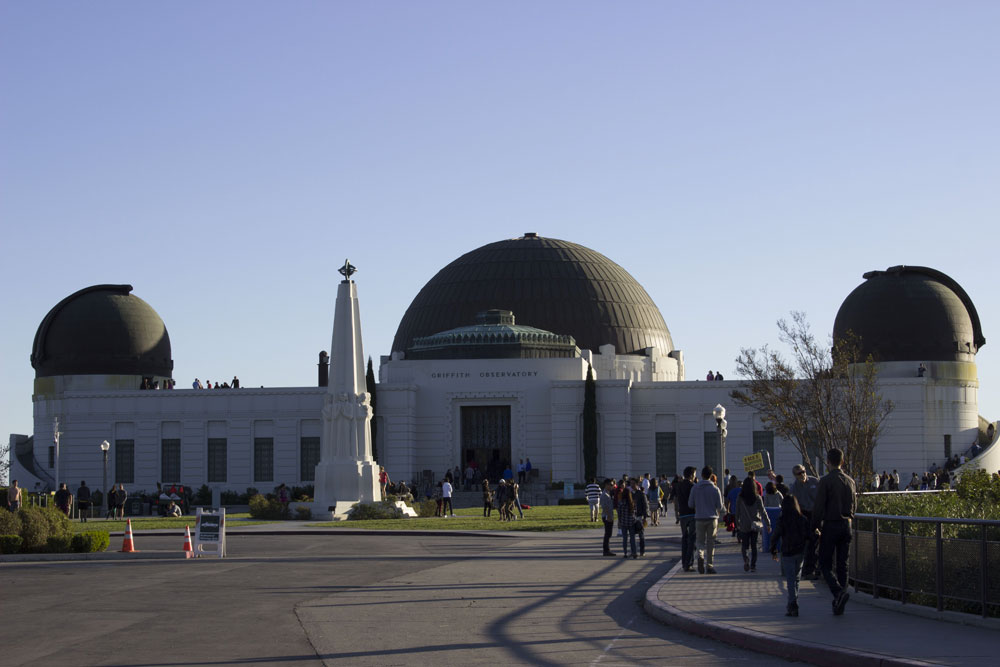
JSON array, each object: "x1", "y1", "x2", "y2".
[{"x1": 2, "y1": 2, "x2": 998, "y2": 439}]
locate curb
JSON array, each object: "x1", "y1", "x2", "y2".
[
  {"x1": 0, "y1": 529, "x2": 525, "y2": 563},
  {"x1": 643, "y1": 561, "x2": 938, "y2": 667},
  {"x1": 1, "y1": 551, "x2": 190, "y2": 563}
]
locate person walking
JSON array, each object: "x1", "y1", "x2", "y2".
[
  {"x1": 599, "y1": 479, "x2": 617, "y2": 557},
  {"x1": 633, "y1": 480, "x2": 648, "y2": 556},
  {"x1": 734, "y1": 477, "x2": 770, "y2": 572},
  {"x1": 689, "y1": 466, "x2": 724, "y2": 574},
  {"x1": 512, "y1": 481, "x2": 524, "y2": 519},
  {"x1": 647, "y1": 477, "x2": 661, "y2": 526},
  {"x1": 378, "y1": 467, "x2": 390, "y2": 497},
  {"x1": 790, "y1": 464, "x2": 820, "y2": 578},
  {"x1": 441, "y1": 476, "x2": 455, "y2": 517},
  {"x1": 6, "y1": 479, "x2": 22, "y2": 512},
  {"x1": 114, "y1": 483, "x2": 128, "y2": 520},
  {"x1": 105, "y1": 485, "x2": 117, "y2": 519},
  {"x1": 770, "y1": 494, "x2": 813, "y2": 617},
  {"x1": 482, "y1": 479, "x2": 494, "y2": 518},
  {"x1": 617, "y1": 481, "x2": 638, "y2": 559},
  {"x1": 813, "y1": 447, "x2": 857, "y2": 615},
  {"x1": 54, "y1": 483, "x2": 73, "y2": 516},
  {"x1": 76, "y1": 481, "x2": 92, "y2": 522},
  {"x1": 585, "y1": 478, "x2": 601, "y2": 522},
  {"x1": 676, "y1": 467, "x2": 697, "y2": 571}
]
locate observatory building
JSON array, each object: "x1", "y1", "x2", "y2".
[{"x1": 9, "y1": 235, "x2": 995, "y2": 495}]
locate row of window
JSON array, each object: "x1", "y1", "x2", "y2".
[
  {"x1": 653, "y1": 431, "x2": 775, "y2": 478},
  {"x1": 109, "y1": 437, "x2": 322, "y2": 484}
]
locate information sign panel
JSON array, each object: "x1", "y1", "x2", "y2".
[{"x1": 194, "y1": 507, "x2": 226, "y2": 558}]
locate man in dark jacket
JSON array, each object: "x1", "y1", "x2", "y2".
[
  {"x1": 76, "y1": 481, "x2": 92, "y2": 522},
  {"x1": 813, "y1": 448, "x2": 856, "y2": 615},
  {"x1": 676, "y1": 467, "x2": 697, "y2": 571}
]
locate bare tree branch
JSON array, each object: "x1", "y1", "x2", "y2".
[{"x1": 731, "y1": 312, "x2": 893, "y2": 482}]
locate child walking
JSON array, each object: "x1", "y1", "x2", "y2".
[{"x1": 770, "y1": 494, "x2": 814, "y2": 616}]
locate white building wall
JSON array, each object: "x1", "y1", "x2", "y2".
[{"x1": 15, "y1": 351, "x2": 982, "y2": 493}]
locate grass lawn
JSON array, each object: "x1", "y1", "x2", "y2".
[
  {"x1": 70, "y1": 513, "x2": 279, "y2": 533},
  {"x1": 308, "y1": 504, "x2": 604, "y2": 531}
]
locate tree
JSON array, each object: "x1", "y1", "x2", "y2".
[
  {"x1": 0, "y1": 440, "x2": 9, "y2": 485},
  {"x1": 366, "y1": 357, "x2": 378, "y2": 463},
  {"x1": 582, "y1": 363, "x2": 598, "y2": 481},
  {"x1": 731, "y1": 311, "x2": 893, "y2": 483}
]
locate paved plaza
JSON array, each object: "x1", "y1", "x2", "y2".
[
  {"x1": 3, "y1": 520, "x2": 998, "y2": 666},
  {"x1": 0, "y1": 528, "x2": 785, "y2": 666}
]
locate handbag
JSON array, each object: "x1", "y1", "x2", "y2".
[{"x1": 752, "y1": 520, "x2": 764, "y2": 533}]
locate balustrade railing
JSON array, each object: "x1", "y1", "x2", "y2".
[{"x1": 851, "y1": 513, "x2": 1000, "y2": 618}]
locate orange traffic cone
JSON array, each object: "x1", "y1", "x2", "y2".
[
  {"x1": 120, "y1": 518, "x2": 138, "y2": 553},
  {"x1": 183, "y1": 525, "x2": 194, "y2": 558}
]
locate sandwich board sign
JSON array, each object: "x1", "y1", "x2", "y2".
[{"x1": 194, "y1": 507, "x2": 226, "y2": 558}]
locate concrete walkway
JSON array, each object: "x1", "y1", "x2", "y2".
[{"x1": 644, "y1": 526, "x2": 999, "y2": 667}]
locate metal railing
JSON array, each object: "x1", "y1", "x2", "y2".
[{"x1": 851, "y1": 513, "x2": 1000, "y2": 618}]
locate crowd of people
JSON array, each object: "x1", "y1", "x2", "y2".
[
  {"x1": 584, "y1": 450, "x2": 857, "y2": 618},
  {"x1": 191, "y1": 376, "x2": 241, "y2": 389}
]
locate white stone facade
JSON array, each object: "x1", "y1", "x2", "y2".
[{"x1": 11, "y1": 350, "x2": 983, "y2": 494}]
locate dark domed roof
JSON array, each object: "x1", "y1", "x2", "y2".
[
  {"x1": 32, "y1": 284, "x2": 173, "y2": 378},
  {"x1": 392, "y1": 234, "x2": 673, "y2": 356},
  {"x1": 833, "y1": 266, "x2": 984, "y2": 362}
]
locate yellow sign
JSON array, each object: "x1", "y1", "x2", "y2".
[{"x1": 743, "y1": 452, "x2": 765, "y2": 472}]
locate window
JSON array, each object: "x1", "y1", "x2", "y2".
[
  {"x1": 48, "y1": 446, "x2": 55, "y2": 469},
  {"x1": 208, "y1": 438, "x2": 227, "y2": 483},
  {"x1": 944, "y1": 434, "x2": 952, "y2": 460},
  {"x1": 753, "y1": 431, "x2": 775, "y2": 470},
  {"x1": 703, "y1": 431, "x2": 720, "y2": 473},
  {"x1": 655, "y1": 432, "x2": 677, "y2": 478},
  {"x1": 161, "y1": 439, "x2": 181, "y2": 483},
  {"x1": 115, "y1": 439, "x2": 135, "y2": 484},
  {"x1": 254, "y1": 437, "x2": 274, "y2": 483},
  {"x1": 300, "y1": 437, "x2": 320, "y2": 482}
]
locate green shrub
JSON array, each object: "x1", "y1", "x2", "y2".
[
  {"x1": 557, "y1": 498, "x2": 588, "y2": 505},
  {"x1": 47, "y1": 535, "x2": 73, "y2": 553},
  {"x1": 18, "y1": 506, "x2": 54, "y2": 552},
  {"x1": 71, "y1": 531, "x2": 111, "y2": 553},
  {"x1": 220, "y1": 490, "x2": 240, "y2": 505},
  {"x1": 42, "y1": 506, "x2": 72, "y2": 541},
  {"x1": 294, "y1": 506, "x2": 312, "y2": 521},
  {"x1": 248, "y1": 494, "x2": 289, "y2": 520},
  {"x1": 0, "y1": 534, "x2": 23, "y2": 554},
  {"x1": 0, "y1": 508, "x2": 22, "y2": 537},
  {"x1": 291, "y1": 485, "x2": 314, "y2": 502},
  {"x1": 193, "y1": 485, "x2": 212, "y2": 506},
  {"x1": 413, "y1": 499, "x2": 438, "y2": 517},
  {"x1": 348, "y1": 500, "x2": 403, "y2": 520}
]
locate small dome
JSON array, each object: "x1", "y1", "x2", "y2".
[
  {"x1": 31, "y1": 284, "x2": 173, "y2": 378},
  {"x1": 393, "y1": 234, "x2": 673, "y2": 356},
  {"x1": 833, "y1": 266, "x2": 984, "y2": 362}
]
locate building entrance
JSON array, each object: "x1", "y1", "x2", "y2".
[{"x1": 461, "y1": 405, "x2": 511, "y2": 483}]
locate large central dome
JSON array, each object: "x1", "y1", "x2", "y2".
[{"x1": 392, "y1": 234, "x2": 673, "y2": 356}]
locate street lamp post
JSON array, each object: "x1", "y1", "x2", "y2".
[
  {"x1": 100, "y1": 440, "x2": 110, "y2": 517},
  {"x1": 713, "y1": 404, "x2": 727, "y2": 490}
]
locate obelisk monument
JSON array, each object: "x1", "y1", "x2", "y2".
[{"x1": 312, "y1": 259, "x2": 381, "y2": 519}]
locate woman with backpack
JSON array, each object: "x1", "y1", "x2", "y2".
[
  {"x1": 770, "y1": 494, "x2": 814, "y2": 617},
  {"x1": 734, "y1": 477, "x2": 770, "y2": 572}
]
